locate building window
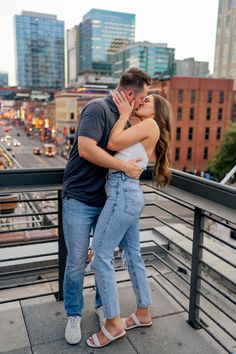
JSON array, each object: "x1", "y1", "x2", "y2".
[
  {"x1": 203, "y1": 147, "x2": 208, "y2": 160},
  {"x1": 205, "y1": 127, "x2": 210, "y2": 140},
  {"x1": 178, "y1": 89, "x2": 183, "y2": 103},
  {"x1": 70, "y1": 113, "x2": 74, "y2": 119},
  {"x1": 219, "y1": 91, "x2": 224, "y2": 103},
  {"x1": 187, "y1": 147, "x2": 192, "y2": 160},
  {"x1": 227, "y1": 0, "x2": 232, "y2": 10},
  {"x1": 218, "y1": 107, "x2": 223, "y2": 120},
  {"x1": 206, "y1": 107, "x2": 211, "y2": 120},
  {"x1": 175, "y1": 147, "x2": 180, "y2": 161},
  {"x1": 176, "y1": 127, "x2": 181, "y2": 141},
  {"x1": 191, "y1": 90, "x2": 196, "y2": 104},
  {"x1": 189, "y1": 107, "x2": 195, "y2": 120},
  {"x1": 188, "y1": 127, "x2": 193, "y2": 140},
  {"x1": 216, "y1": 127, "x2": 221, "y2": 140},
  {"x1": 207, "y1": 91, "x2": 212, "y2": 103},
  {"x1": 218, "y1": 0, "x2": 223, "y2": 14},
  {"x1": 177, "y1": 107, "x2": 182, "y2": 120}
]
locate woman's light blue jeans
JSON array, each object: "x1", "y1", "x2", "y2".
[
  {"x1": 62, "y1": 196, "x2": 103, "y2": 317},
  {"x1": 91, "y1": 172, "x2": 152, "y2": 319}
]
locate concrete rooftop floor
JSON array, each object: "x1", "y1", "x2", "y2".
[{"x1": 0, "y1": 278, "x2": 223, "y2": 354}]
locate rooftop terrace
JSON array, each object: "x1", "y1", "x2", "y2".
[{"x1": 0, "y1": 168, "x2": 235, "y2": 353}]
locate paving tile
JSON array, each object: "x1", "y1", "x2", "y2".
[
  {"x1": 126, "y1": 312, "x2": 223, "y2": 354},
  {"x1": 0, "y1": 301, "x2": 30, "y2": 353},
  {"x1": 1, "y1": 349, "x2": 32, "y2": 354},
  {"x1": 32, "y1": 336, "x2": 136, "y2": 354},
  {"x1": 21, "y1": 295, "x2": 67, "y2": 346}
]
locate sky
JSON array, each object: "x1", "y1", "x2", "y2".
[{"x1": 0, "y1": 0, "x2": 219, "y2": 86}]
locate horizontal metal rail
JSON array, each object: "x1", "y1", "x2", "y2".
[
  {"x1": 0, "y1": 197, "x2": 58, "y2": 204},
  {"x1": 199, "y1": 275, "x2": 236, "y2": 306},
  {"x1": 200, "y1": 245, "x2": 236, "y2": 268},
  {"x1": 0, "y1": 224, "x2": 58, "y2": 235},
  {"x1": 0, "y1": 264, "x2": 58, "y2": 278},
  {"x1": 0, "y1": 277, "x2": 58, "y2": 291},
  {"x1": 203, "y1": 212, "x2": 236, "y2": 230},
  {"x1": 0, "y1": 252, "x2": 58, "y2": 263},
  {"x1": 151, "y1": 274, "x2": 188, "y2": 312},
  {"x1": 147, "y1": 263, "x2": 189, "y2": 299},
  {"x1": 142, "y1": 187, "x2": 194, "y2": 212},
  {"x1": 143, "y1": 251, "x2": 190, "y2": 285},
  {"x1": 197, "y1": 289, "x2": 236, "y2": 323},
  {"x1": 196, "y1": 319, "x2": 232, "y2": 354},
  {"x1": 0, "y1": 238, "x2": 58, "y2": 248},
  {"x1": 201, "y1": 227, "x2": 236, "y2": 250},
  {"x1": 0, "y1": 211, "x2": 58, "y2": 219},
  {"x1": 145, "y1": 240, "x2": 191, "y2": 271},
  {"x1": 145, "y1": 202, "x2": 194, "y2": 227},
  {"x1": 141, "y1": 215, "x2": 193, "y2": 242},
  {"x1": 196, "y1": 305, "x2": 236, "y2": 342}
]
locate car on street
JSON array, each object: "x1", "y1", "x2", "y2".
[
  {"x1": 45, "y1": 146, "x2": 55, "y2": 157},
  {"x1": 6, "y1": 142, "x2": 12, "y2": 151},
  {"x1": 13, "y1": 139, "x2": 21, "y2": 147},
  {"x1": 1, "y1": 134, "x2": 11, "y2": 143},
  {"x1": 33, "y1": 147, "x2": 42, "y2": 156}
]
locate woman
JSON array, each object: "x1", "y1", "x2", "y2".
[{"x1": 87, "y1": 92, "x2": 172, "y2": 348}]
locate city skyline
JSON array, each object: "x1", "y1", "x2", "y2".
[{"x1": 0, "y1": 0, "x2": 219, "y2": 86}]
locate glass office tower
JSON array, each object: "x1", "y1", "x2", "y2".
[
  {"x1": 113, "y1": 42, "x2": 175, "y2": 79},
  {"x1": 15, "y1": 11, "x2": 65, "y2": 88},
  {"x1": 79, "y1": 9, "x2": 135, "y2": 77}
]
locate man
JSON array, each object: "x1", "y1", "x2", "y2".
[{"x1": 62, "y1": 67, "x2": 151, "y2": 345}]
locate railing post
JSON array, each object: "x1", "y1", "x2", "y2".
[
  {"x1": 188, "y1": 207, "x2": 204, "y2": 328},
  {"x1": 57, "y1": 190, "x2": 67, "y2": 301}
]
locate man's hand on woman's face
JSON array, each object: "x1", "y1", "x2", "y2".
[{"x1": 112, "y1": 91, "x2": 135, "y2": 118}]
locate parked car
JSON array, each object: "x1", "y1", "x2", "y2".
[{"x1": 33, "y1": 147, "x2": 42, "y2": 156}]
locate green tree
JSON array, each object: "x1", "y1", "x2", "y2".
[{"x1": 208, "y1": 123, "x2": 236, "y2": 182}]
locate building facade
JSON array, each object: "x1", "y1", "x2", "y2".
[
  {"x1": 113, "y1": 42, "x2": 175, "y2": 80},
  {"x1": 67, "y1": 26, "x2": 79, "y2": 86},
  {"x1": 150, "y1": 77, "x2": 233, "y2": 172},
  {"x1": 0, "y1": 72, "x2": 8, "y2": 86},
  {"x1": 175, "y1": 58, "x2": 209, "y2": 77},
  {"x1": 213, "y1": 0, "x2": 236, "y2": 87},
  {"x1": 78, "y1": 9, "x2": 135, "y2": 84},
  {"x1": 15, "y1": 11, "x2": 65, "y2": 89},
  {"x1": 55, "y1": 90, "x2": 107, "y2": 147}
]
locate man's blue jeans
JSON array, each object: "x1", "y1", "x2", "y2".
[
  {"x1": 62, "y1": 196, "x2": 103, "y2": 317},
  {"x1": 91, "y1": 173, "x2": 152, "y2": 319}
]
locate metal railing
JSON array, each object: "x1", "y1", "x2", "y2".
[{"x1": 0, "y1": 167, "x2": 235, "y2": 353}]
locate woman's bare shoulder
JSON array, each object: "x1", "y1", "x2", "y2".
[{"x1": 139, "y1": 118, "x2": 159, "y2": 135}]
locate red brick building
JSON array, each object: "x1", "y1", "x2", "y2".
[{"x1": 150, "y1": 77, "x2": 233, "y2": 172}]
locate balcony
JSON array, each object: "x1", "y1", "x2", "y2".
[{"x1": 0, "y1": 168, "x2": 235, "y2": 353}]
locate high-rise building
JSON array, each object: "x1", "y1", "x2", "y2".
[
  {"x1": 67, "y1": 26, "x2": 79, "y2": 86},
  {"x1": 213, "y1": 0, "x2": 236, "y2": 87},
  {"x1": 175, "y1": 58, "x2": 209, "y2": 77},
  {"x1": 113, "y1": 42, "x2": 175, "y2": 80},
  {"x1": 14, "y1": 11, "x2": 65, "y2": 89},
  {"x1": 0, "y1": 72, "x2": 8, "y2": 86},
  {"x1": 78, "y1": 9, "x2": 135, "y2": 84}
]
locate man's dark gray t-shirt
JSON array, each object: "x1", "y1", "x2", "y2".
[{"x1": 62, "y1": 95, "x2": 120, "y2": 207}]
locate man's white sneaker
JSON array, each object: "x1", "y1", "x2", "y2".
[
  {"x1": 65, "y1": 316, "x2": 82, "y2": 344},
  {"x1": 95, "y1": 306, "x2": 105, "y2": 327}
]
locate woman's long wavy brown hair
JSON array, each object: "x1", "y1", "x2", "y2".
[{"x1": 152, "y1": 94, "x2": 172, "y2": 188}]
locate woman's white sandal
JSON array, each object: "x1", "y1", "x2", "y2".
[
  {"x1": 122, "y1": 313, "x2": 152, "y2": 330},
  {"x1": 86, "y1": 325, "x2": 126, "y2": 348}
]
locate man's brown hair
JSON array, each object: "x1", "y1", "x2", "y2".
[{"x1": 118, "y1": 67, "x2": 152, "y2": 92}]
